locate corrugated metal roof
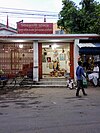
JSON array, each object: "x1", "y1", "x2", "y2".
[{"x1": 77, "y1": 43, "x2": 96, "y2": 48}]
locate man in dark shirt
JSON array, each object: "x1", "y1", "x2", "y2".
[{"x1": 76, "y1": 61, "x2": 87, "y2": 97}]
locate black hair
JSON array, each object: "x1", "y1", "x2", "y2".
[{"x1": 78, "y1": 61, "x2": 82, "y2": 66}]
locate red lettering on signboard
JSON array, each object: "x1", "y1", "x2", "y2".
[{"x1": 17, "y1": 23, "x2": 53, "y2": 34}]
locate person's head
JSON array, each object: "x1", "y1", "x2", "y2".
[
  {"x1": 68, "y1": 77, "x2": 71, "y2": 79},
  {"x1": 78, "y1": 61, "x2": 82, "y2": 66},
  {"x1": 94, "y1": 62, "x2": 98, "y2": 67}
]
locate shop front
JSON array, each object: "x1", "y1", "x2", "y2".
[
  {"x1": 0, "y1": 35, "x2": 75, "y2": 81},
  {"x1": 0, "y1": 34, "x2": 100, "y2": 81},
  {"x1": 78, "y1": 43, "x2": 100, "y2": 79},
  {"x1": 78, "y1": 43, "x2": 100, "y2": 66}
]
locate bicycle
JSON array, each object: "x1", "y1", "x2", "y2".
[{"x1": 0, "y1": 71, "x2": 37, "y2": 93}]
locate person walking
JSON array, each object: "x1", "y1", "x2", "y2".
[{"x1": 76, "y1": 61, "x2": 87, "y2": 97}]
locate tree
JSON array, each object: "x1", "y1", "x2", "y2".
[{"x1": 57, "y1": 0, "x2": 100, "y2": 34}]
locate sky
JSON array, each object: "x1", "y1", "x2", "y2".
[{"x1": 0, "y1": 0, "x2": 100, "y2": 28}]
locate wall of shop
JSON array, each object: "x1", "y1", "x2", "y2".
[
  {"x1": 74, "y1": 39, "x2": 80, "y2": 80},
  {"x1": 0, "y1": 43, "x2": 33, "y2": 77}
]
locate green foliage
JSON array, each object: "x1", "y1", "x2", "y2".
[{"x1": 57, "y1": 0, "x2": 100, "y2": 34}]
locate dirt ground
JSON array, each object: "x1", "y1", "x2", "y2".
[{"x1": 0, "y1": 87, "x2": 100, "y2": 133}]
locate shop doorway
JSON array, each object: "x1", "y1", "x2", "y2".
[{"x1": 42, "y1": 43, "x2": 70, "y2": 78}]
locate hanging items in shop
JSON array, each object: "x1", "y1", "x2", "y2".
[
  {"x1": 49, "y1": 63, "x2": 53, "y2": 69},
  {"x1": 43, "y1": 48, "x2": 47, "y2": 56},
  {"x1": 47, "y1": 57, "x2": 51, "y2": 62},
  {"x1": 53, "y1": 49, "x2": 58, "y2": 57},
  {"x1": 59, "y1": 53, "x2": 66, "y2": 61},
  {"x1": 52, "y1": 58, "x2": 60, "y2": 71},
  {"x1": 62, "y1": 48, "x2": 65, "y2": 53},
  {"x1": 42, "y1": 48, "x2": 47, "y2": 62}
]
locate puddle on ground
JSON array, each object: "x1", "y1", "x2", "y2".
[
  {"x1": 74, "y1": 104, "x2": 82, "y2": 107},
  {"x1": 64, "y1": 97, "x2": 78, "y2": 99},
  {"x1": 0, "y1": 88, "x2": 45, "y2": 109},
  {"x1": 21, "y1": 96, "x2": 43, "y2": 100},
  {"x1": 16, "y1": 105, "x2": 33, "y2": 108},
  {"x1": 0, "y1": 112, "x2": 3, "y2": 115},
  {"x1": 0, "y1": 112, "x2": 8, "y2": 115},
  {"x1": 0, "y1": 104, "x2": 9, "y2": 108},
  {"x1": 29, "y1": 101, "x2": 41, "y2": 104},
  {"x1": 41, "y1": 105, "x2": 50, "y2": 108},
  {"x1": 0, "y1": 99, "x2": 28, "y2": 104}
]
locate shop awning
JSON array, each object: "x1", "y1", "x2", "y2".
[
  {"x1": 77, "y1": 43, "x2": 95, "y2": 48},
  {"x1": 78, "y1": 43, "x2": 100, "y2": 55},
  {"x1": 79, "y1": 47, "x2": 100, "y2": 55}
]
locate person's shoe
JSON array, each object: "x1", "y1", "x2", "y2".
[
  {"x1": 76, "y1": 95, "x2": 81, "y2": 98},
  {"x1": 84, "y1": 93, "x2": 87, "y2": 96}
]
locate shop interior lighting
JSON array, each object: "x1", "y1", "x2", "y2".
[
  {"x1": 52, "y1": 44, "x2": 59, "y2": 50},
  {"x1": 19, "y1": 44, "x2": 23, "y2": 48}
]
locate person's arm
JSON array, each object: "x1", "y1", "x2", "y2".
[
  {"x1": 76, "y1": 67, "x2": 78, "y2": 76},
  {"x1": 81, "y1": 68, "x2": 86, "y2": 78}
]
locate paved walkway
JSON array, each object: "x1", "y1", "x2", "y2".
[{"x1": 0, "y1": 86, "x2": 100, "y2": 133}]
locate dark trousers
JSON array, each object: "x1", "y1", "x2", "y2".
[{"x1": 76, "y1": 80, "x2": 86, "y2": 96}]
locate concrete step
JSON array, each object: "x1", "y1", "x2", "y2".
[
  {"x1": 33, "y1": 78, "x2": 67, "y2": 88},
  {"x1": 30, "y1": 84, "x2": 67, "y2": 88},
  {"x1": 5, "y1": 84, "x2": 67, "y2": 88},
  {"x1": 40, "y1": 77, "x2": 66, "y2": 81},
  {"x1": 5, "y1": 77, "x2": 67, "y2": 88},
  {"x1": 38, "y1": 81, "x2": 67, "y2": 85}
]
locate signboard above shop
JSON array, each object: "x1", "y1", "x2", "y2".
[{"x1": 17, "y1": 22, "x2": 53, "y2": 34}]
